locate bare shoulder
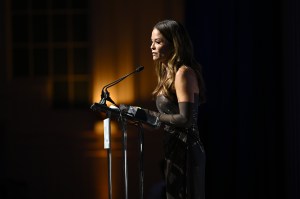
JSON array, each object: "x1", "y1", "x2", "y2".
[
  {"x1": 176, "y1": 66, "x2": 197, "y2": 80},
  {"x1": 175, "y1": 66, "x2": 199, "y2": 101}
]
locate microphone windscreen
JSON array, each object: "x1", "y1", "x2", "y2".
[{"x1": 136, "y1": 66, "x2": 144, "y2": 72}]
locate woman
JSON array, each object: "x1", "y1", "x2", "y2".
[{"x1": 122, "y1": 19, "x2": 206, "y2": 199}]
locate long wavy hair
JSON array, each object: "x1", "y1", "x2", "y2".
[{"x1": 152, "y1": 20, "x2": 206, "y2": 103}]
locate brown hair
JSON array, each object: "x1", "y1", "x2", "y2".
[{"x1": 152, "y1": 20, "x2": 206, "y2": 103}]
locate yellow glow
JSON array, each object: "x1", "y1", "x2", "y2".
[
  {"x1": 94, "y1": 121, "x2": 104, "y2": 135},
  {"x1": 94, "y1": 120, "x2": 119, "y2": 136},
  {"x1": 92, "y1": 66, "x2": 136, "y2": 105}
]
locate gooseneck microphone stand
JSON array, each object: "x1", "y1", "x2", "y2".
[
  {"x1": 99, "y1": 66, "x2": 144, "y2": 106},
  {"x1": 91, "y1": 66, "x2": 145, "y2": 199}
]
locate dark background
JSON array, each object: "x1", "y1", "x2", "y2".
[
  {"x1": 1, "y1": 0, "x2": 299, "y2": 199},
  {"x1": 186, "y1": 0, "x2": 300, "y2": 199}
]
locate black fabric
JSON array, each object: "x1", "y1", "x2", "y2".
[
  {"x1": 185, "y1": 1, "x2": 294, "y2": 199},
  {"x1": 159, "y1": 102, "x2": 194, "y2": 127},
  {"x1": 119, "y1": 104, "x2": 160, "y2": 127},
  {"x1": 120, "y1": 101, "x2": 194, "y2": 128},
  {"x1": 156, "y1": 94, "x2": 205, "y2": 199}
]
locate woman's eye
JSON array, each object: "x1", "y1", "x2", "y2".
[{"x1": 150, "y1": 39, "x2": 162, "y2": 45}]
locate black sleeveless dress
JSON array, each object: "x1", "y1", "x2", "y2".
[{"x1": 156, "y1": 94, "x2": 206, "y2": 199}]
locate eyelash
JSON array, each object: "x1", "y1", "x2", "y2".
[{"x1": 151, "y1": 40, "x2": 161, "y2": 44}]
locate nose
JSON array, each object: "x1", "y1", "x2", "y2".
[{"x1": 150, "y1": 42, "x2": 155, "y2": 50}]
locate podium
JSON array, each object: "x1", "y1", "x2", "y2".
[{"x1": 90, "y1": 103, "x2": 145, "y2": 199}]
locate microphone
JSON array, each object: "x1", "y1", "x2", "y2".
[{"x1": 99, "y1": 66, "x2": 144, "y2": 106}]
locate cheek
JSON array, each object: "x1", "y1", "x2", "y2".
[{"x1": 160, "y1": 46, "x2": 172, "y2": 57}]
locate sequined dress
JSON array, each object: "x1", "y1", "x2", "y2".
[{"x1": 156, "y1": 94, "x2": 205, "y2": 199}]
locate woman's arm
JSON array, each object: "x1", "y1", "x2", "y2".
[
  {"x1": 175, "y1": 66, "x2": 199, "y2": 103},
  {"x1": 158, "y1": 66, "x2": 199, "y2": 127},
  {"x1": 121, "y1": 66, "x2": 199, "y2": 128}
]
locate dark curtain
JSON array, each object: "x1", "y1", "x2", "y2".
[{"x1": 185, "y1": 0, "x2": 300, "y2": 199}]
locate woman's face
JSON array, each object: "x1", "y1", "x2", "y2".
[{"x1": 150, "y1": 28, "x2": 172, "y2": 63}]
